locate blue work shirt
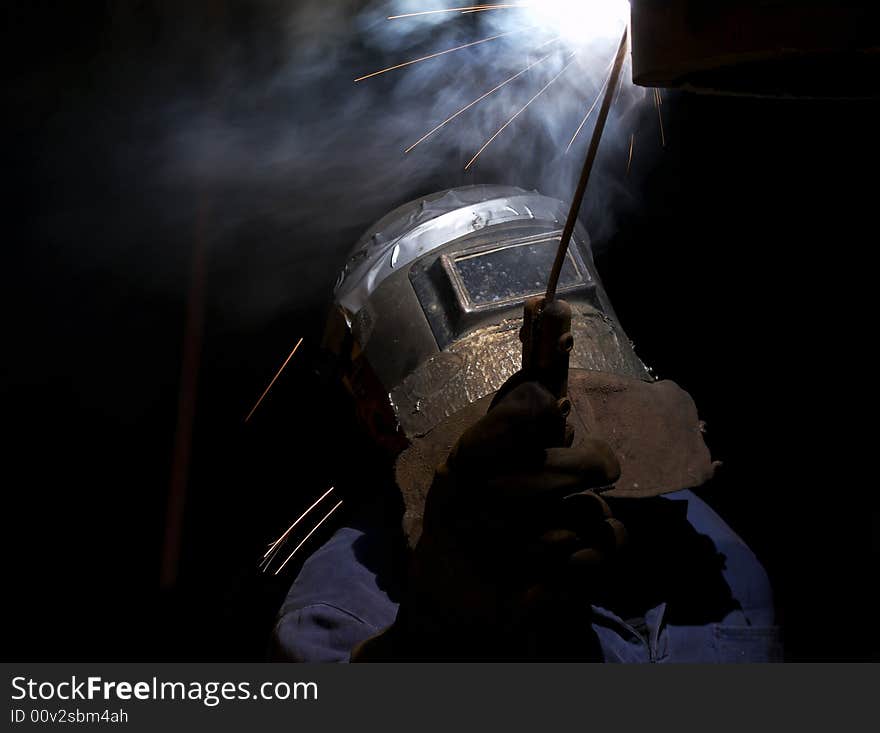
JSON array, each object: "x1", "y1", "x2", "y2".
[{"x1": 274, "y1": 490, "x2": 781, "y2": 662}]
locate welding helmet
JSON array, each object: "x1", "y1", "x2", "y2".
[{"x1": 323, "y1": 185, "x2": 715, "y2": 542}]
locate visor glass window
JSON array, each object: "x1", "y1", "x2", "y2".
[{"x1": 453, "y1": 240, "x2": 583, "y2": 307}]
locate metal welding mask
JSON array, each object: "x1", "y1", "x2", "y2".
[{"x1": 324, "y1": 185, "x2": 715, "y2": 543}]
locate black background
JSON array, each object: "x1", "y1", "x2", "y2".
[{"x1": 4, "y1": 2, "x2": 877, "y2": 661}]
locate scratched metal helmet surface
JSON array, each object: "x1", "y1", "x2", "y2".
[{"x1": 323, "y1": 184, "x2": 649, "y2": 448}]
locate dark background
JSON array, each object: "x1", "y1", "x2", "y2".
[{"x1": 4, "y1": 2, "x2": 876, "y2": 661}]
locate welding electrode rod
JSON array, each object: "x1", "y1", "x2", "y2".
[{"x1": 546, "y1": 25, "x2": 629, "y2": 301}]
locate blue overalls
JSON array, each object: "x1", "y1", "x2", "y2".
[{"x1": 274, "y1": 490, "x2": 780, "y2": 662}]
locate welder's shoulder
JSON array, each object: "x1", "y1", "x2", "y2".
[
  {"x1": 674, "y1": 489, "x2": 775, "y2": 626},
  {"x1": 272, "y1": 527, "x2": 401, "y2": 663}
]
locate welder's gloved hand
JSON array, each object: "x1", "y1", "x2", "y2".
[{"x1": 352, "y1": 379, "x2": 625, "y2": 660}]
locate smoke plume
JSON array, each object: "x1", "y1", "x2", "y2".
[{"x1": 26, "y1": 1, "x2": 659, "y2": 325}]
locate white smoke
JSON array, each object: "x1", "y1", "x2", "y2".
[{"x1": 39, "y1": 1, "x2": 660, "y2": 323}]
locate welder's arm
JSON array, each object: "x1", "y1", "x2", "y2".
[{"x1": 352, "y1": 380, "x2": 625, "y2": 660}]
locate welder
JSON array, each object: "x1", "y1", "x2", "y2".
[
  {"x1": 271, "y1": 0, "x2": 874, "y2": 662},
  {"x1": 271, "y1": 184, "x2": 779, "y2": 662}
]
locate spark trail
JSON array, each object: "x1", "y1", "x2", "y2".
[
  {"x1": 465, "y1": 52, "x2": 578, "y2": 170},
  {"x1": 274, "y1": 500, "x2": 345, "y2": 575},
  {"x1": 654, "y1": 88, "x2": 666, "y2": 147},
  {"x1": 565, "y1": 56, "x2": 620, "y2": 152},
  {"x1": 245, "y1": 337, "x2": 303, "y2": 423},
  {"x1": 626, "y1": 131, "x2": 635, "y2": 175},
  {"x1": 261, "y1": 486, "x2": 336, "y2": 569},
  {"x1": 389, "y1": 4, "x2": 529, "y2": 20},
  {"x1": 405, "y1": 42, "x2": 560, "y2": 153},
  {"x1": 355, "y1": 28, "x2": 528, "y2": 83}
]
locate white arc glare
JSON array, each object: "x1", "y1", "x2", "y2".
[{"x1": 525, "y1": 1, "x2": 630, "y2": 45}]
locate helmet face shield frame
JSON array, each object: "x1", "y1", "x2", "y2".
[
  {"x1": 324, "y1": 185, "x2": 649, "y2": 452},
  {"x1": 413, "y1": 229, "x2": 592, "y2": 352},
  {"x1": 334, "y1": 185, "x2": 570, "y2": 316}
]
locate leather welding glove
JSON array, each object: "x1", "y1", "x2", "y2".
[{"x1": 352, "y1": 379, "x2": 626, "y2": 660}]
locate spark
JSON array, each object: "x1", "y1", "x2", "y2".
[
  {"x1": 261, "y1": 486, "x2": 336, "y2": 568},
  {"x1": 545, "y1": 25, "x2": 629, "y2": 301},
  {"x1": 534, "y1": 35, "x2": 560, "y2": 50},
  {"x1": 406, "y1": 43, "x2": 560, "y2": 153},
  {"x1": 389, "y1": 4, "x2": 527, "y2": 19},
  {"x1": 355, "y1": 28, "x2": 527, "y2": 83},
  {"x1": 626, "y1": 132, "x2": 635, "y2": 175},
  {"x1": 461, "y1": 5, "x2": 528, "y2": 15},
  {"x1": 654, "y1": 88, "x2": 666, "y2": 148},
  {"x1": 245, "y1": 337, "x2": 303, "y2": 423},
  {"x1": 273, "y1": 500, "x2": 345, "y2": 575},
  {"x1": 566, "y1": 58, "x2": 615, "y2": 152},
  {"x1": 465, "y1": 52, "x2": 578, "y2": 170}
]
